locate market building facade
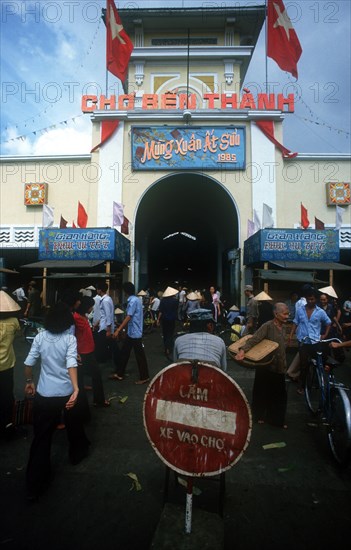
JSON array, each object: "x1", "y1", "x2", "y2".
[{"x1": 1, "y1": 6, "x2": 350, "y2": 304}]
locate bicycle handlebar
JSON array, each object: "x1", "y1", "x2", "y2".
[{"x1": 301, "y1": 336, "x2": 342, "y2": 344}]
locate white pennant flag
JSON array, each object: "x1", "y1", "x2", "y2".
[
  {"x1": 262, "y1": 203, "x2": 274, "y2": 228},
  {"x1": 335, "y1": 205, "x2": 344, "y2": 230},
  {"x1": 253, "y1": 209, "x2": 261, "y2": 232},
  {"x1": 113, "y1": 201, "x2": 124, "y2": 226},
  {"x1": 42, "y1": 204, "x2": 54, "y2": 228},
  {"x1": 247, "y1": 219, "x2": 255, "y2": 238}
]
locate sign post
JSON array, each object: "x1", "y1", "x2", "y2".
[{"x1": 143, "y1": 361, "x2": 252, "y2": 532}]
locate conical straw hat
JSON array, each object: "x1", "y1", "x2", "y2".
[
  {"x1": 162, "y1": 286, "x2": 178, "y2": 298},
  {"x1": 255, "y1": 291, "x2": 273, "y2": 301},
  {"x1": 137, "y1": 290, "x2": 147, "y2": 296},
  {"x1": 0, "y1": 290, "x2": 21, "y2": 313},
  {"x1": 318, "y1": 286, "x2": 338, "y2": 299},
  {"x1": 186, "y1": 292, "x2": 199, "y2": 301},
  {"x1": 114, "y1": 307, "x2": 124, "y2": 314},
  {"x1": 229, "y1": 304, "x2": 240, "y2": 311}
]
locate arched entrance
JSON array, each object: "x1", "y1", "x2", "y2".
[{"x1": 134, "y1": 172, "x2": 240, "y2": 304}]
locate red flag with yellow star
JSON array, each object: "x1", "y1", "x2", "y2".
[
  {"x1": 106, "y1": 0, "x2": 133, "y2": 83},
  {"x1": 267, "y1": 0, "x2": 302, "y2": 79}
]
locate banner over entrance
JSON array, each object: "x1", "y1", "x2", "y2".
[{"x1": 131, "y1": 126, "x2": 245, "y2": 170}]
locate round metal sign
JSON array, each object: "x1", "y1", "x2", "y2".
[{"x1": 143, "y1": 362, "x2": 252, "y2": 477}]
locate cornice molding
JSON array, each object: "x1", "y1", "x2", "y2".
[{"x1": 91, "y1": 110, "x2": 285, "y2": 122}]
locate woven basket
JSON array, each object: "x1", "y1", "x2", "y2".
[{"x1": 228, "y1": 335, "x2": 279, "y2": 366}]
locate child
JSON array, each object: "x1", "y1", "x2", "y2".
[{"x1": 230, "y1": 316, "x2": 244, "y2": 342}]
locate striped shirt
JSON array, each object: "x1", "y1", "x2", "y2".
[{"x1": 173, "y1": 332, "x2": 227, "y2": 371}]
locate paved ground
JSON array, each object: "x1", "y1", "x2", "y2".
[{"x1": 1, "y1": 327, "x2": 351, "y2": 550}]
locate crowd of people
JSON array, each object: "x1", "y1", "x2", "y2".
[{"x1": 1, "y1": 278, "x2": 351, "y2": 501}]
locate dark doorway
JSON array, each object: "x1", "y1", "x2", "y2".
[{"x1": 135, "y1": 172, "x2": 239, "y2": 298}]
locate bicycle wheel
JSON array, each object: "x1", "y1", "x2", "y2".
[
  {"x1": 327, "y1": 387, "x2": 351, "y2": 466},
  {"x1": 304, "y1": 361, "x2": 323, "y2": 414}
]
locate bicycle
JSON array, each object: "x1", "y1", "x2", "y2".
[
  {"x1": 20, "y1": 317, "x2": 44, "y2": 345},
  {"x1": 303, "y1": 337, "x2": 351, "y2": 466}
]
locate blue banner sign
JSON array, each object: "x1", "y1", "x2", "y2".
[
  {"x1": 39, "y1": 228, "x2": 130, "y2": 264},
  {"x1": 244, "y1": 229, "x2": 340, "y2": 265},
  {"x1": 131, "y1": 126, "x2": 245, "y2": 170}
]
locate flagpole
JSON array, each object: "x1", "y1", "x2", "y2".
[
  {"x1": 186, "y1": 28, "x2": 190, "y2": 108},
  {"x1": 265, "y1": 0, "x2": 268, "y2": 93},
  {"x1": 103, "y1": 5, "x2": 108, "y2": 96}
]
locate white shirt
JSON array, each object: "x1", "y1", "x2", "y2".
[
  {"x1": 295, "y1": 297, "x2": 307, "y2": 310},
  {"x1": 12, "y1": 287, "x2": 27, "y2": 302},
  {"x1": 99, "y1": 294, "x2": 115, "y2": 332},
  {"x1": 151, "y1": 297, "x2": 160, "y2": 311},
  {"x1": 93, "y1": 295, "x2": 101, "y2": 325}
]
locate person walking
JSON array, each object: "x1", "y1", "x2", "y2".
[
  {"x1": 110, "y1": 282, "x2": 150, "y2": 384},
  {"x1": 12, "y1": 283, "x2": 27, "y2": 315},
  {"x1": 150, "y1": 294, "x2": 160, "y2": 323},
  {"x1": 24, "y1": 281, "x2": 42, "y2": 318},
  {"x1": 209, "y1": 285, "x2": 221, "y2": 323},
  {"x1": 177, "y1": 286, "x2": 187, "y2": 321},
  {"x1": 24, "y1": 302, "x2": 90, "y2": 500},
  {"x1": 94, "y1": 282, "x2": 114, "y2": 363},
  {"x1": 157, "y1": 286, "x2": 179, "y2": 359},
  {"x1": 183, "y1": 291, "x2": 201, "y2": 316},
  {"x1": 73, "y1": 296, "x2": 110, "y2": 408},
  {"x1": 243, "y1": 284, "x2": 258, "y2": 334},
  {"x1": 0, "y1": 291, "x2": 21, "y2": 440}
]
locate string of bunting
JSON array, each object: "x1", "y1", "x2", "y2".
[
  {"x1": 294, "y1": 114, "x2": 349, "y2": 137},
  {"x1": 286, "y1": 73, "x2": 350, "y2": 139},
  {"x1": 1, "y1": 114, "x2": 85, "y2": 144}
]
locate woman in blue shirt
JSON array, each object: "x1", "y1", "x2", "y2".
[{"x1": 24, "y1": 302, "x2": 90, "y2": 500}]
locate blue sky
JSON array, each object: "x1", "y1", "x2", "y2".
[{"x1": 0, "y1": 0, "x2": 350, "y2": 156}]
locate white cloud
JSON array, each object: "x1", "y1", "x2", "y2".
[
  {"x1": 59, "y1": 40, "x2": 77, "y2": 61},
  {"x1": 1, "y1": 117, "x2": 92, "y2": 156}
]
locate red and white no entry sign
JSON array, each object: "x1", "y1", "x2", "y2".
[{"x1": 143, "y1": 361, "x2": 252, "y2": 477}]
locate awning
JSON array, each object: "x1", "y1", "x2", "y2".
[
  {"x1": 258, "y1": 269, "x2": 319, "y2": 283},
  {"x1": 21, "y1": 260, "x2": 105, "y2": 269},
  {"x1": 258, "y1": 260, "x2": 351, "y2": 283},
  {"x1": 0, "y1": 267, "x2": 19, "y2": 274},
  {"x1": 270, "y1": 261, "x2": 351, "y2": 271},
  {"x1": 32, "y1": 273, "x2": 119, "y2": 280}
]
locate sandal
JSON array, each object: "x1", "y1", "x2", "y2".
[
  {"x1": 108, "y1": 374, "x2": 123, "y2": 381},
  {"x1": 135, "y1": 378, "x2": 150, "y2": 385}
]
